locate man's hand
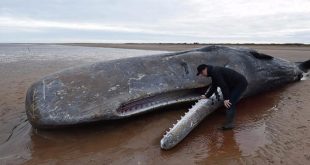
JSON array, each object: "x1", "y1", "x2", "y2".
[
  {"x1": 200, "y1": 95, "x2": 207, "y2": 99},
  {"x1": 224, "y1": 100, "x2": 232, "y2": 108}
]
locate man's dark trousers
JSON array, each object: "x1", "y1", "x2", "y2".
[{"x1": 224, "y1": 82, "x2": 247, "y2": 127}]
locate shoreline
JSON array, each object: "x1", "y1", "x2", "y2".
[
  {"x1": 57, "y1": 43, "x2": 310, "y2": 62},
  {"x1": 59, "y1": 43, "x2": 310, "y2": 52}
]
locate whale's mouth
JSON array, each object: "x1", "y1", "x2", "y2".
[{"x1": 117, "y1": 87, "x2": 208, "y2": 116}]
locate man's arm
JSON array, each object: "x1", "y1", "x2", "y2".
[
  {"x1": 205, "y1": 83, "x2": 217, "y2": 98},
  {"x1": 213, "y1": 72, "x2": 230, "y2": 100}
]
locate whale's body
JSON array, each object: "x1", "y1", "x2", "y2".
[{"x1": 26, "y1": 46, "x2": 306, "y2": 139}]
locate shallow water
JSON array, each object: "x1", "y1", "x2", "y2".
[{"x1": 0, "y1": 44, "x2": 309, "y2": 164}]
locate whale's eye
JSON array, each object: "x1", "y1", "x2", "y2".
[
  {"x1": 250, "y1": 51, "x2": 273, "y2": 60},
  {"x1": 180, "y1": 62, "x2": 189, "y2": 74}
]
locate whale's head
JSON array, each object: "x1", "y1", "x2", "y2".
[{"x1": 25, "y1": 52, "x2": 210, "y2": 128}]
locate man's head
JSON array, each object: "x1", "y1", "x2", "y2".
[{"x1": 196, "y1": 64, "x2": 209, "y2": 76}]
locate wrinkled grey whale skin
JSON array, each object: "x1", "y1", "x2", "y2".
[{"x1": 25, "y1": 46, "x2": 304, "y2": 128}]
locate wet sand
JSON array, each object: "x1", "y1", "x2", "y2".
[{"x1": 0, "y1": 44, "x2": 309, "y2": 164}]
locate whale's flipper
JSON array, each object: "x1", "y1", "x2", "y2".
[{"x1": 297, "y1": 59, "x2": 310, "y2": 72}]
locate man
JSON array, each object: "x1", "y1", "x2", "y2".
[{"x1": 196, "y1": 64, "x2": 248, "y2": 130}]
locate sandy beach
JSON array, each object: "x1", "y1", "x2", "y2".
[{"x1": 0, "y1": 43, "x2": 309, "y2": 164}]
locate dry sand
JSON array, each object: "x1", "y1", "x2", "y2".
[{"x1": 0, "y1": 44, "x2": 309, "y2": 164}]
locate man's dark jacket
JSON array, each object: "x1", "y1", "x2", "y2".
[{"x1": 205, "y1": 66, "x2": 248, "y2": 100}]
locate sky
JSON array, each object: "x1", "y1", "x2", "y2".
[{"x1": 0, "y1": 0, "x2": 310, "y2": 43}]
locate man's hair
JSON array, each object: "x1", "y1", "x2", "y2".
[{"x1": 196, "y1": 64, "x2": 208, "y2": 76}]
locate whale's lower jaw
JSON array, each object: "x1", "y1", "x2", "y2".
[{"x1": 160, "y1": 88, "x2": 224, "y2": 150}]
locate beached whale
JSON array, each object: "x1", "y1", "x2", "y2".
[{"x1": 25, "y1": 46, "x2": 309, "y2": 148}]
